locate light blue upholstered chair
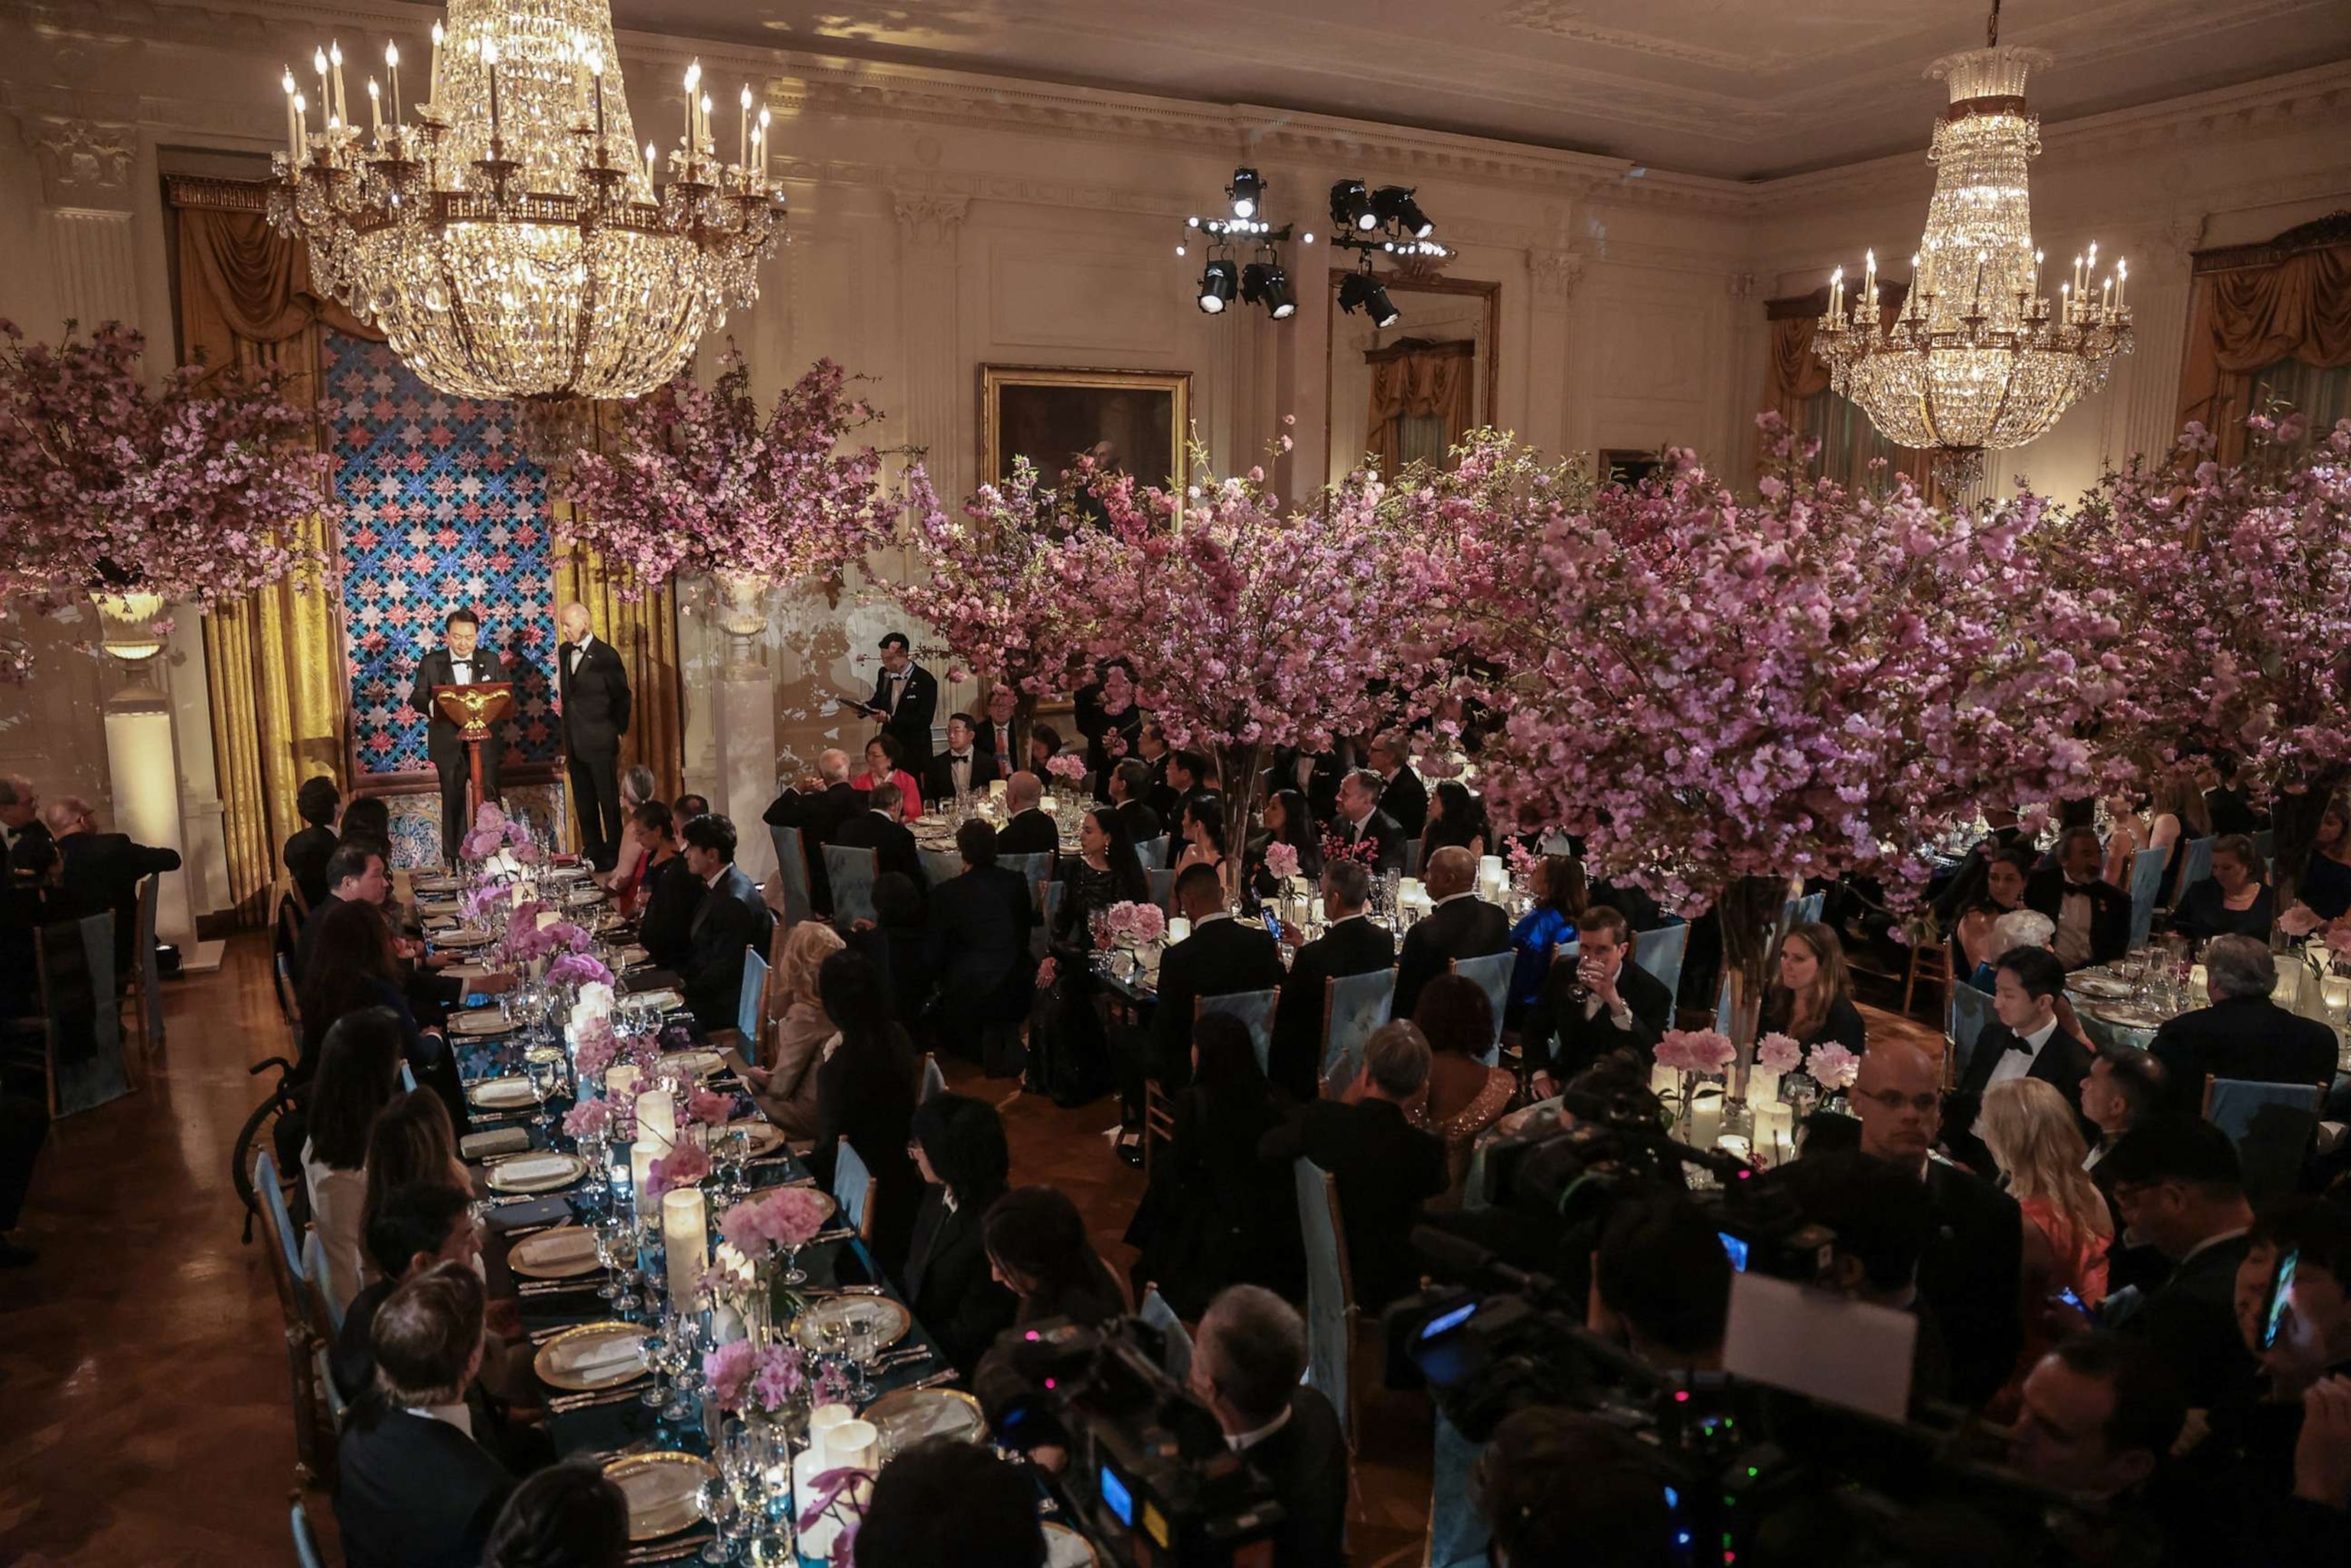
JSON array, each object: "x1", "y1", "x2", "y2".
[
  {"x1": 823, "y1": 846, "x2": 880, "y2": 927},
  {"x1": 1320, "y1": 967, "x2": 1397, "y2": 1097}
]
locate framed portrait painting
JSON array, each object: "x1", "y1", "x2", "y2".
[{"x1": 980, "y1": 365, "x2": 1191, "y2": 491}]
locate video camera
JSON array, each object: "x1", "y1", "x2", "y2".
[{"x1": 980, "y1": 1317, "x2": 1284, "y2": 1568}]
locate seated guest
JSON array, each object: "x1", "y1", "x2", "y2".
[
  {"x1": 1759, "y1": 921, "x2": 1867, "y2": 1054},
  {"x1": 848, "y1": 735, "x2": 921, "y2": 824},
  {"x1": 1269, "y1": 859, "x2": 1394, "y2": 1102},
  {"x1": 1391, "y1": 846, "x2": 1510, "y2": 1020},
  {"x1": 1135, "y1": 863, "x2": 1285, "y2": 1113},
  {"x1": 1521, "y1": 905, "x2": 1672, "y2": 1096},
  {"x1": 2232, "y1": 1196, "x2": 2351, "y2": 1517},
  {"x1": 971, "y1": 683, "x2": 1021, "y2": 765},
  {"x1": 1243, "y1": 787, "x2": 1322, "y2": 908},
  {"x1": 855, "y1": 1439, "x2": 1046, "y2": 1568},
  {"x1": 739, "y1": 920, "x2": 846, "y2": 1140},
  {"x1": 762, "y1": 748, "x2": 860, "y2": 911},
  {"x1": 303, "y1": 1008, "x2": 404, "y2": 1313},
  {"x1": 1027, "y1": 809, "x2": 1147, "y2": 1108},
  {"x1": 993, "y1": 771, "x2": 1060, "y2": 858},
  {"x1": 1849, "y1": 1041, "x2": 2024, "y2": 1411},
  {"x1": 299, "y1": 902, "x2": 465, "y2": 1130},
  {"x1": 2202, "y1": 750, "x2": 2266, "y2": 837},
  {"x1": 1273, "y1": 743, "x2": 1345, "y2": 824},
  {"x1": 1955, "y1": 847, "x2": 2033, "y2": 986},
  {"x1": 1185, "y1": 1286, "x2": 1348, "y2": 1568},
  {"x1": 0, "y1": 772, "x2": 47, "y2": 872},
  {"x1": 483, "y1": 1465, "x2": 630, "y2": 1568},
  {"x1": 1947, "y1": 946, "x2": 2092, "y2": 1170},
  {"x1": 331, "y1": 1182, "x2": 489, "y2": 1406},
  {"x1": 1026, "y1": 721, "x2": 1068, "y2": 781},
  {"x1": 1411, "y1": 975, "x2": 1514, "y2": 1195},
  {"x1": 2290, "y1": 794, "x2": 2351, "y2": 924},
  {"x1": 1471, "y1": 1408, "x2": 1676, "y2": 1568},
  {"x1": 1167, "y1": 749, "x2": 1220, "y2": 817},
  {"x1": 1981, "y1": 1077, "x2": 2114, "y2": 1327},
  {"x1": 628, "y1": 803, "x2": 702, "y2": 965},
  {"x1": 921, "y1": 712, "x2": 1001, "y2": 804},
  {"x1": 676, "y1": 814, "x2": 776, "y2": 1035},
  {"x1": 2083, "y1": 1041, "x2": 2167, "y2": 1177},
  {"x1": 1366, "y1": 731, "x2": 1427, "y2": 840},
  {"x1": 2027, "y1": 825, "x2": 2132, "y2": 971},
  {"x1": 47, "y1": 795, "x2": 183, "y2": 982},
  {"x1": 983, "y1": 1185, "x2": 1128, "y2": 1326},
  {"x1": 337, "y1": 794, "x2": 392, "y2": 859},
  {"x1": 1173, "y1": 793, "x2": 1234, "y2": 901},
  {"x1": 1107, "y1": 759, "x2": 1162, "y2": 849},
  {"x1": 599, "y1": 766, "x2": 660, "y2": 893},
  {"x1": 1130, "y1": 1014, "x2": 1303, "y2": 1315},
  {"x1": 2005, "y1": 1335, "x2": 2189, "y2": 1521},
  {"x1": 2149, "y1": 770, "x2": 2212, "y2": 907},
  {"x1": 2100, "y1": 1117, "x2": 2257, "y2": 1417},
  {"x1": 901, "y1": 1093, "x2": 1018, "y2": 1374},
  {"x1": 2171, "y1": 832, "x2": 2277, "y2": 944},
  {"x1": 295, "y1": 841, "x2": 390, "y2": 983},
  {"x1": 843, "y1": 872, "x2": 934, "y2": 1030},
  {"x1": 361, "y1": 1089, "x2": 474, "y2": 1217},
  {"x1": 2149, "y1": 934, "x2": 2338, "y2": 1119},
  {"x1": 812, "y1": 950, "x2": 922, "y2": 1276},
  {"x1": 284, "y1": 774, "x2": 341, "y2": 910},
  {"x1": 831, "y1": 783, "x2": 928, "y2": 892},
  {"x1": 1589, "y1": 1194, "x2": 1732, "y2": 1372},
  {"x1": 924, "y1": 820, "x2": 1035, "y2": 1073},
  {"x1": 335, "y1": 1263, "x2": 514, "y2": 1568},
  {"x1": 1257, "y1": 1022, "x2": 1447, "y2": 1313},
  {"x1": 1775, "y1": 1150, "x2": 1952, "y2": 1405},
  {"x1": 1136, "y1": 720, "x2": 1179, "y2": 821},
  {"x1": 673, "y1": 792, "x2": 711, "y2": 823},
  {"x1": 1417, "y1": 778, "x2": 1489, "y2": 868},
  {"x1": 1327, "y1": 767, "x2": 1405, "y2": 874},
  {"x1": 1505, "y1": 855, "x2": 1585, "y2": 1022}
]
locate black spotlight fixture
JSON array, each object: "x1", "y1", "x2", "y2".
[
  {"x1": 1329, "y1": 179, "x2": 1378, "y2": 233},
  {"x1": 1197, "y1": 258, "x2": 1239, "y2": 314},
  {"x1": 1337, "y1": 265, "x2": 1398, "y2": 328},
  {"x1": 1241, "y1": 258, "x2": 1296, "y2": 320},
  {"x1": 1371, "y1": 184, "x2": 1433, "y2": 240},
  {"x1": 1227, "y1": 166, "x2": 1264, "y2": 220}
]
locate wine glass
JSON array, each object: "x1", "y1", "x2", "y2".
[
  {"x1": 777, "y1": 1236, "x2": 807, "y2": 1289},
  {"x1": 844, "y1": 1312, "x2": 879, "y2": 1403},
  {"x1": 592, "y1": 1214, "x2": 624, "y2": 1302},
  {"x1": 663, "y1": 1316, "x2": 701, "y2": 1424},
  {"x1": 527, "y1": 1057, "x2": 558, "y2": 1133},
  {"x1": 696, "y1": 1476, "x2": 739, "y2": 1564}
]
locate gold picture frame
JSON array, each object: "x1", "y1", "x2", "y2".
[{"x1": 980, "y1": 364, "x2": 1192, "y2": 491}]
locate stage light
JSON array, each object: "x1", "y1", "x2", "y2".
[
  {"x1": 1242, "y1": 260, "x2": 1296, "y2": 319},
  {"x1": 1228, "y1": 167, "x2": 1263, "y2": 219},
  {"x1": 1373, "y1": 185, "x2": 1433, "y2": 239},
  {"x1": 1339, "y1": 269, "x2": 1398, "y2": 327},
  {"x1": 1330, "y1": 180, "x2": 1376, "y2": 233},
  {"x1": 1197, "y1": 259, "x2": 1237, "y2": 313}
]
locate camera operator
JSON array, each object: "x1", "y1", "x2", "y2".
[
  {"x1": 1469, "y1": 1407, "x2": 1676, "y2": 1568},
  {"x1": 1775, "y1": 1150, "x2": 1952, "y2": 1409},
  {"x1": 1587, "y1": 1193, "x2": 1729, "y2": 1372},
  {"x1": 1185, "y1": 1286, "x2": 1348, "y2": 1568},
  {"x1": 855, "y1": 1436, "x2": 1048, "y2": 1568}
]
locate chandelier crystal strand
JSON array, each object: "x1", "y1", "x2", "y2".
[
  {"x1": 268, "y1": 0, "x2": 784, "y2": 403},
  {"x1": 1813, "y1": 41, "x2": 2131, "y2": 488}
]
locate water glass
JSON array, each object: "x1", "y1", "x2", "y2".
[
  {"x1": 844, "y1": 1312, "x2": 879, "y2": 1403},
  {"x1": 697, "y1": 1478, "x2": 739, "y2": 1564}
]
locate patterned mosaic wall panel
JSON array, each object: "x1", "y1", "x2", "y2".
[
  {"x1": 381, "y1": 785, "x2": 564, "y2": 870},
  {"x1": 324, "y1": 331, "x2": 561, "y2": 777}
]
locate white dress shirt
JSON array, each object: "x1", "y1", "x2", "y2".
[
  {"x1": 1985, "y1": 1015, "x2": 2062, "y2": 1088},
  {"x1": 403, "y1": 1402, "x2": 474, "y2": 1438},
  {"x1": 448, "y1": 655, "x2": 478, "y2": 686},
  {"x1": 1224, "y1": 1402, "x2": 1293, "y2": 1454},
  {"x1": 2054, "y1": 880, "x2": 2097, "y2": 968}
]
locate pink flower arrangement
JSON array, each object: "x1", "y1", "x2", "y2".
[
  {"x1": 1807, "y1": 1042, "x2": 1861, "y2": 1091},
  {"x1": 644, "y1": 1141, "x2": 711, "y2": 1198},
  {"x1": 547, "y1": 951, "x2": 614, "y2": 989},
  {"x1": 458, "y1": 882, "x2": 512, "y2": 926},
  {"x1": 1753, "y1": 1033, "x2": 1804, "y2": 1076},
  {"x1": 573, "y1": 1019, "x2": 618, "y2": 1077},
  {"x1": 562, "y1": 1097, "x2": 614, "y2": 1138},
  {"x1": 1653, "y1": 1029, "x2": 1736, "y2": 1075},
  {"x1": 2328, "y1": 927, "x2": 2351, "y2": 961},
  {"x1": 1103, "y1": 900, "x2": 1167, "y2": 947},
  {"x1": 717, "y1": 1185, "x2": 834, "y2": 1258},
  {"x1": 890, "y1": 460, "x2": 1092, "y2": 708},
  {"x1": 704, "y1": 1340, "x2": 810, "y2": 1415},
  {"x1": 1044, "y1": 752, "x2": 1087, "y2": 785},
  {"x1": 1264, "y1": 841, "x2": 1300, "y2": 882},
  {"x1": 1505, "y1": 842, "x2": 1538, "y2": 877},
  {"x1": 685, "y1": 1087, "x2": 734, "y2": 1126}
]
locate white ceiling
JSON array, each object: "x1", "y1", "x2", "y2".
[{"x1": 611, "y1": 0, "x2": 2351, "y2": 179}]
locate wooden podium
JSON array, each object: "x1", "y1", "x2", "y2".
[{"x1": 432, "y1": 682, "x2": 514, "y2": 819}]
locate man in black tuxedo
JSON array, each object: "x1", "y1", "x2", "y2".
[
  {"x1": 994, "y1": 772, "x2": 1060, "y2": 859},
  {"x1": 972, "y1": 683, "x2": 1022, "y2": 766},
  {"x1": 921, "y1": 713, "x2": 1001, "y2": 805},
  {"x1": 1520, "y1": 905, "x2": 1672, "y2": 1094},
  {"x1": 1187, "y1": 1286, "x2": 1350, "y2": 1568},
  {"x1": 1127, "y1": 865, "x2": 1286, "y2": 1123},
  {"x1": 2024, "y1": 826, "x2": 2131, "y2": 971},
  {"x1": 676, "y1": 814, "x2": 777, "y2": 1035},
  {"x1": 409, "y1": 609, "x2": 501, "y2": 864},
  {"x1": 1273, "y1": 745, "x2": 1345, "y2": 827},
  {"x1": 1258, "y1": 1021, "x2": 1447, "y2": 1312},
  {"x1": 335, "y1": 1263, "x2": 514, "y2": 1568},
  {"x1": 46, "y1": 797, "x2": 182, "y2": 984},
  {"x1": 1329, "y1": 768, "x2": 1405, "y2": 875},
  {"x1": 1367, "y1": 732, "x2": 1428, "y2": 841},
  {"x1": 1852, "y1": 1040, "x2": 2026, "y2": 1411},
  {"x1": 1944, "y1": 945, "x2": 2095, "y2": 1175},
  {"x1": 295, "y1": 842, "x2": 390, "y2": 983},
  {"x1": 1391, "y1": 846, "x2": 1509, "y2": 1019},
  {"x1": 282, "y1": 775, "x2": 341, "y2": 910},
  {"x1": 765, "y1": 748, "x2": 862, "y2": 913},
  {"x1": 831, "y1": 784, "x2": 928, "y2": 893},
  {"x1": 2150, "y1": 934, "x2": 2340, "y2": 1119},
  {"x1": 924, "y1": 821, "x2": 1035, "y2": 1073},
  {"x1": 1135, "y1": 721, "x2": 1179, "y2": 822},
  {"x1": 865, "y1": 631, "x2": 937, "y2": 779},
  {"x1": 1107, "y1": 761, "x2": 1162, "y2": 847},
  {"x1": 1270, "y1": 860, "x2": 1394, "y2": 1101},
  {"x1": 0, "y1": 774, "x2": 48, "y2": 874},
  {"x1": 556, "y1": 601, "x2": 632, "y2": 871},
  {"x1": 1166, "y1": 751, "x2": 1219, "y2": 827},
  {"x1": 2100, "y1": 1117, "x2": 2258, "y2": 1416}
]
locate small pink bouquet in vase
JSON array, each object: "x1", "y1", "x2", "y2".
[
  {"x1": 719, "y1": 1184, "x2": 836, "y2": 1289},
  {"x1": 1044, "y1": 752, "x2": 1087, "y2": 788},
  {"x1": 1264, "y1": 841, "x2": 1300, "y2": 884},
  {"x1": 1652, "y1": 1028, "x2": 1736, "y2": 1134},
  {"x1": 1102, "y1": 900, "x2": 1166, "y2": 949}
]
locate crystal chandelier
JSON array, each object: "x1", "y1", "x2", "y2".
[
  {"x1": 1812, "y1": 3, "x2": 2130, "y2": 487},
  {"x1": 267, "y1": 0, "x2": 784, "y2": 404}
]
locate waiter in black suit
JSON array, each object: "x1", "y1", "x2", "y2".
[
  {"x1": 409, "y1": 609, "x2": 500, "y2": 864},
  {"x1": 1943, "y1": 945, "x2": 2095, "y2": 1173},
  {"x1": 864, "y1": 632, "x2": 937, "y2": 779},
  {"x1": 556, "y1": 602, "x2": 632, "y2": 872}
]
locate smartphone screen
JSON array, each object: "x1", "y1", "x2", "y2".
[
  {"x1": 1717, "y1": 1232, "x2": 1751, "y2": 1273},
  {"x1": 2264, "y1": 1250, "x2": 2300, "y2": 1349},
  {"x1": 1261, "y1": 909, "x2": 1282, "y2": 940}
]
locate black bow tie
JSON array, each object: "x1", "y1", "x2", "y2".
[{"x1": 2007, "y1": 1034, "x2": 2038, "y2": 1055}]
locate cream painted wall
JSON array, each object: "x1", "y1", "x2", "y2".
[{"x1": 0, "y1": 2, "x2": 2346, "y2": 887}]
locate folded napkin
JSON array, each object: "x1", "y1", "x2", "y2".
[
  {"x1": 487, "y1": 1195, "x2": 573, "y2": 1232},
  {"x1": 531, "y1": 1228, "x2": 599, "y2": 1263},
  {"x1": 460, "y1": 1126, "x2": 533, "y2": 1159},
  {"x1": 566, "y1": 1334, "x2": 646, "y2": 1376},
  {"x1": 498, "y1": 1153, "x2": 578, "y2": 1183}
]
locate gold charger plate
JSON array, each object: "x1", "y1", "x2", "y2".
[
  {"x1": 794, "y1": 1295, "x2": 912, "y2": 1355},
  {"x1": 485, "y1": 1151, "x2": 588, "y2": 1195},
  {"x1": 661, "y1": 1048, "x2": 725, "y2": 1080},
  {"x1": 509, "y1": 1224, "x2": 608, "y2": 1280},
  {"x1": 432, "y1": 928, "x2": 499, "y2": 950},
  {"x1": 604, "y1": 1451, "x2": 717, "y2": 1541},
  {"x1": 412, "y1": 873, "x2": 463, "y2": 894},
  {"x1": 862, "y1": 1387, "x2": 986, "y2": 1456},
  {"x1": 630, "y1": 987, "x2": 686, "y2": 1012},
  {"x1": 561, "y1": 885, "x2": 606, "y2": 907},
  {"x1": 534, "y1": 1321, "x2": 647, "y2": 1392},
  {"x1": 713, "y1": 1120, "x2": 787, "y2": 1159},
  {"x1": 524, "y1": 1043, "x2": 566, "y2": 1065},
  {"x1": 2092, "y1": 1002, "x2": 2167, "y2": 1031},
  {"x1": 468, "y1": 1076, "x2": 538, "y2": 1110},
  {"x1": 2069, "y1": 973, "x2": 2134, "y2": 1000},
  {"x1": 449, "y1": 1009, "x2": 514, "y2": 1038}
]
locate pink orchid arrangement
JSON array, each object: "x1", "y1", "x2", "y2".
[
  {"x1": 1654, "y1": 1028, "x2": 1736, "y2": 1076},
  {"x1": 0, "y1": 319, "x2": 334, "y2": 616},
  {"x1": 502, "y1": 907, "x2": 590, "y2": 967},
  {"x1": 1753, "y1": 1033, "x2": 1804, "y2": 1076},
  {"x1": 644, "y1": 1140, "x2": 712, "y2": 1199},
  {"x1": 561, "y1": 352, "x2": 899, "y2": 596},
  {"x1": 1103, "y1": 900, "x2": 1167, "y2": 947},
  {"x1": 685, "y1": 1087, "x2": 734, "y2": 1126},
  {"x1": 546, "y1": 951, "x2": 614, "y2": 989},
  {"x1": 1807, "y1": 1042, "x2": 1861, "y2": 1091},
  {"x1": 1264, "y1": 841, "x2": 1301, "y2": 882},
  {"x1": 573, "y1": 1019, "x2": 618, "y2": 1077},
  {"x1": 717, "y1": 1185, "x2": 835, "y2": 1259},
  {"x1": 704, "y1": 1340, "x2": 810, "y2": 1415},
  {"x1": 562, "y1": 1096, "x2": 615, "y2": 1138},
  {"x1": 460, "y1": 803, "x2": 539, "y2": 861},
  {"x1": 458, "y1": 882, "x2": 514, "y2": 927},
  {"x1": 1044, "y1": 752, "x2": 1087, "y2": 785}
]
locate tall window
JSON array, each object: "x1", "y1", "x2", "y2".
[
  {"x1": 2250, "y1": 355, "x2": 2351, "y2": 431},
  {"x1": 1801, "y1": 386, "x2": 1903, "y2": 491}
]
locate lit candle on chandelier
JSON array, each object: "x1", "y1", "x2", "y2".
[
  {"x1": 1828, "y1": 265, "x2": 1842, "y2": 321},
  {"x1": 739, "y1": 83, "x2": 751, "y2": 168},
  {"x1": 367, "y1": 77, "x2": 381, "y2": 135},
  {"x1": 314, "y1": 48, "x2": 331, "y2": 131},
  {"x1": 700, "y1": 93, "x2": 713, "y2": 157},
  {"x1": 645, "y1": 140, "x2": 657, "y2": 192},
  {"x1": 2115, "y1": 258, "x2": 2128, "y2": 312},
  {"x1": 329, "y1": 40, "x2": 347, "y2": 127},
  {"x1": 282, "y1": 68, "x2": 300, "y2": 160},
  {"x1": 591, "y1": 59, "x2": 607, "y2": 145},
  {"x1": 683, "y1": 60, "x2": 701, "y2": 154},
  {"x1": 429, "y1": 21, "x2": 443, "y2": 106},
  {"x1": 483, "y1": 40, "x2": 502, "y2": 138},
  {"x1": 385, "y1": 41, "x2": 400, "y2": 126}
]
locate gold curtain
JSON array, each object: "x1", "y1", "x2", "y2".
[
  {"x1": 2179, "y1": 218, "x2": 2351, "y2": 464},
  {"x1": 550, "y1": 520, "x2": 686, "y2": 839},
  {"x1": 1365, "y1": 340, "x2": 1475, "y2": 475},
  {"x1": 169, "y1": 178, "x2": 376, "y2": 921},
  {"x1": 1759, "y1": 285, "x2": 1934, "y2": 494}
]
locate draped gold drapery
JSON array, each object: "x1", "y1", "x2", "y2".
[
  {"x1": 1365, "y1": 339, "x2": 1475, "y2": 475},
  {"x1": 2178, "y1": 214, "x2": 2351, "y2": 464},
  {"x1": 168, "y1": 177, "x2": 377, "y2": 921},
  {"x1": 1759, "y1": 285, "x2": 1933, "y2": 493}
]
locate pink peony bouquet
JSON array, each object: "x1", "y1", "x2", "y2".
[
  {"x1": 1045, "y1": 752, "x2": 1087, "y2": 785},
  {"x1": 1104, "y1": 900, "x2": 1167, "y2": 947},
  {"x1": 562, "y1": 1096, "x2": 614, "y2": 1138},
  {"x1": 703, "y1": 1339, "x2": 810, "y2": 1415},
  {"x1": 685, "y1": 1087, "x2": 734, "y2": 1126},
  {"x1": 1653, "y1": 1028, "x2": 1736, "y2": 1076},
  {"x1": 1807, "y1": 1042, "x2": 1861, "y2": 1091},
  {"x1": 644, "y1": 1141, "x2": 712, "y2": 1198},
  {"x1": 547, "y1": 951, "x2": 614, "y2": 989},
  {"x1": 718, "y1": 1185, "x2": 835, "y2": 1259},
  {"x1": 1753, "y1": 1033, "x2": 1804, "y2": 1076},
  {"x1": 1264, "y1": 841, "x2": 1300, "y2": 882},
  {"x1": 2328, "y1": 927, "x2": 2351, "y2": 961}
]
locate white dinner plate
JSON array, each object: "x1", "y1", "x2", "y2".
[
  {"x1": 485, "y1": 1151, "x2": 587, "y2": 1194},
  {"x1": 604, "y1": 1451, "x2": 717, "y2": 1541},
  {"x1": 534, "y1": 1322, "x2": 647, "y2": 1390},
  {"x1": 794, "y1": 1295, "x2": 911, "y2": 1355},
  {"x1": 448, "y1": 1009, "x2": 514, "y2": 1037},
  {"x1": 509, "y1": 1224, "x2": 609, "y2": 1279}
]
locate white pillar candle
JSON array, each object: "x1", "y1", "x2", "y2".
[
  {"x1": 628, "y1": 1141, "x2": 658, "y2": 1204},
  {"x1": 823, "y1": 1418, "x2": 879, "y2": 1472},
  {"x1": 606, "y1": 1063, "x2": 640, "y2": 1102},
  {"x1": 637, "y1": 1088, "x2": 677, "y2": 1155},
  {"x1": 663, "y1": 1187, "x2": 708, "y2": 1303}
]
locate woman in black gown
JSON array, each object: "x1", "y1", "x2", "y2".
[{"x1": 1026, "y1": 807, "x2": 1149, "y2": 1106}]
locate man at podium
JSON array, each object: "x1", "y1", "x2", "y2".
[{"x1": 410, "y1": 608, "x2": 501, "y2": 863}]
